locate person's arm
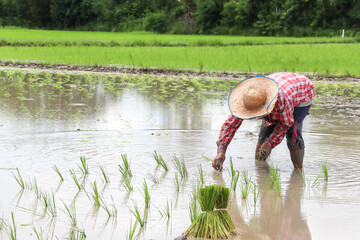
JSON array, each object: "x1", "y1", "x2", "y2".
[
  {"x1": 213, "y1": 114, "x2": 243, "y2": 170},
  {"x1": 216, "y1": 114, "x2": 243, "y2": 153}
]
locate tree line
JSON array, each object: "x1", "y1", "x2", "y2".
[{"x1": 0, "y1": 0, "x2": 359, "y2": 36}]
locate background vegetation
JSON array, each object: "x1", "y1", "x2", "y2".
[{"x1": 0, "y1": 0, "x2": 359, "y2": 36}]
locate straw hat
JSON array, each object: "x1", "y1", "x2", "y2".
[{"x1": 228, "y1": 76, "x2": 279, "y2": 119}]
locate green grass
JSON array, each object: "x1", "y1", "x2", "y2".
[
  {"x1": 143, "y1": 180, "x2": 150, "y2": 209},
  {"x1": 129, "y1": 205, "x2": 145, "y2": 227},
  {"x1": 91, "y1": 181, "x2": 100, "y2": 207},
  {"x1": 99, "y1": 166, "x2": 110, "y2": 183},
  {"x1": 322, "y1": 161, "x2": 329, "y2": 180},
  {"x1": 118, "y1": 154, "x2": 132, "y2": 178},
  {"x1": 159, "y1": 200, "x2": 172, "y2": 219},
  {"x1": 1, "y1": 28, "x2": 357, "y2": 47},
  {"x1": 78, "y1": 156, "x2": 89, "y2": 175},
  {"x1": 69, "y1": 169, "x2": 82, "y2": 191},
  {"x1": 1, "y1": 44, "x2": 359, "y2": 76},
  {"x1": 174, "y1": 173, "x2": 180, "y2": 192}
]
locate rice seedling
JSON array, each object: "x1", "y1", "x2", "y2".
[
  {"x1": 48, "y1": 192, "x2": 57, "y2": 217},
  {"x1": 53, "y1": 165, "x2": 64, "y2": 182},
  {"x1": 231, "y1": 171, "x2": 240, "y2": 191},
  {"x1": 201, "y1": 155, "x2": 213, "y2": 162},
  {"x1": 174, "y1": 172, "x2": 180, "y2": 192},
  {"x1": 230, "y1": 157, "x2": 236, "y2": 179},
  {"x1": 253, "y1": 182, "x2": 261, "y2": 206},
  {"x1": 173, "y1": 154, "x2": 188, "y2": 178},
  {"x1": 183, "y1": 185, "x2": 237, "y2": 239},
  {"x1": 129, "y1": 205, "x2": 145, "y2": 227},
  {"x1": 69, "y1": 228, "x2": 86, "y2": 240},
  {"x1": 322, "y1": 161, "x2": 328, "y2": 180},
  {"x1": 189, "y1": 190, "x2": 200, "y2": 223},
  {"x1": 121, "y1": 174, "x2": 133, "y2": 192},
  {"x1": 127, "y1": 220, "x2": 138, "y2": 240},
  {"x1": 141, "y1": 180, "x2": 151, "y2": 209},
  {"x1": 153, "y1": 150, "x2": 168, "y2": 171},
  {"x1": 12, "y1": 168, "x2": 25, "y2": 190},
  {"x1": 269, "y1": 164, "x2": 281, "y2": 196},
  {"x1": 198, "y1": 164, "x2": 204, "y2": 185},
  {"x1": 159, "y1": 200, "x2": 172, "y2": 219},
  {"x1": 91, "y1": 181, "x2": 101, "y2": 207},
  {"x1": 69, "y1": 169, "x2": 81, "y2": 191},
  {"x1": 62, "y1": 202, "x2": 77, "y2": 227},
  {"x1": 100, "y1": 198, "x2": 118, "y2": 218},
  {"x1": 78, "y1": 156, "x2": 89, "y2": 175},
  {"x1": 312, "y1": 171, "x2": 322, "y2": 188},
  {"x1": 9, "y1": 212, "x2": 16, "y2": 240},
  {"x1": 147, "y1": 172, "x2": 159, "y2": 184},
  {"x1": 99, "y1": 166, "x2": 110, "y2": 183},
  {"x1": 118, "y1": 154, "x2": 132, "y2": 178},
  {"x1": 240, "y1": 180, "x2": 252, "y2": 199},
  {"x1": 31, "y1": 178, "x2": 41, "y2": 198},
  {"x1": 33, "y1": 226, "x2": 44, "y2": 240},
  {"x1": 0, "y1": 217, "x2": 5, "y2": 232}
]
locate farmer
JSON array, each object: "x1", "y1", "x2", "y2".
[{"x1": 212, "y1": 72, "x2": 315, "y2": 170}]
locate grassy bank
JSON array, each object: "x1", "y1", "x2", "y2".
[
  {"x1": 0, "y1": 44, "x2": 359, "y2": 76},
  {"x1": 0, "y1": 28, "x2": 358, "y2": 47}
]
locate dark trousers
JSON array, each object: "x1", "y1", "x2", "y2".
[{"x1": 258, "y1": 105, "x2": 311, "y2": 150}]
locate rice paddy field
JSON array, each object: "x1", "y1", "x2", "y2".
[{"x1": 0, "y1": 29, "x2": 360, "y2": 239}]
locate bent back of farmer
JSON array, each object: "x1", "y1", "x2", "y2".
[{"x1": 213, "y1": 72, "x2": 315, "y2": 170}]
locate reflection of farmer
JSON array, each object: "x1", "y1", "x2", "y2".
[
  {"x1": 229, "y1": 162, "x2": 311, "y2": 239},
  {"x1": 212, "y1": 72, "x2": 315, "y2": 170}
]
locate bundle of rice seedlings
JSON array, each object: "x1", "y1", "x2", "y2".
[{"x1": 183, "y1": 185, "x2": 237, "y2": 239}]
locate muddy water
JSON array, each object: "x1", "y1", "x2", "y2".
[{"x1": 0, "y1": 72, "x2": 359, "y2": 239}]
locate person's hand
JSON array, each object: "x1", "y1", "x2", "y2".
[
  {"x1": 212, "y1": 152, "x2": 225, "y2": 171},
  {"x1": 257, "y1": 142, "x2": 272, "y2": 161}
]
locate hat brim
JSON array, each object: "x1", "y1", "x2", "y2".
[{"x1": 228, "y1": 76, "x2": 279, "y2": 119}]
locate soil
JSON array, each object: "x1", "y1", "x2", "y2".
[{"x1": 1, "y1": 61, "x2": 359, "y2": 107}]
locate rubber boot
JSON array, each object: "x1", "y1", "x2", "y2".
[
  {"x1": 289, "y1": 148, "x2": 304, "y2": 169},
  {"x1": 255, "y1": 142, "x2": 262, "y2": 160}
]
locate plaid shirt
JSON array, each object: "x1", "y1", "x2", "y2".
[{"x1": 217, "y1": 72, "x2": 315, "y2": 153}]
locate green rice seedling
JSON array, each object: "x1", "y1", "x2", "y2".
[
  {"x1": 0, "y1": 217, "x2": 5, "y2": 232},
  {"x1": 173, "y1": 155, "x2": 188, "y2": 178},
  {"x1": 215, "y1": 186, "x2": 230, "y2": 209},
  {"x1": 33, "y1": 226, "x2": 44, "y2": 240},
  {"x1": 183, "y1": 185, "x2": 237, "y2": 239},
  {"x1": 31, "y1": 178, "x2": 41, "y2": 198},
  {"x1": 118, "y1": 154, "x2": 132, "y2": 178},
  {"x1": 100, "y1": 198, "x2": 118, "y2": 218},
  {"x1": 241, "y1": 169, "x2": 251, "y2": 185},
  {"x1": 9, "y1": 212, "x2": 16, "y2": 240},
  {"x1": 127, "y1": 220, "x2": 138, "y2": 240},
  {"x1": 269, "y1": 164, "x2": 281, "y2": 196},
  {"x1": 198, "y1": 165, "x2": 204, "y2": 186},
  {"x1": 69, "y1": 169, "x2": 81, "y2": 191},
  {"x1": 312, "y1": 171, "x2": 322, "y2": 188},
  {"x1": 121, "y1": 174, "x2": 133, "y2": 192},
  {"x1": 147, "y1": 172, "x2": 159, "y2": 184},
  {"x1": 91, "y1": 181, "x2": 101, "y2": 207},
  {"x1": 62, "y1": 202, "x2": 77, "y2": 227},
  {"x1": 174, "y1": 173, "x2": 180, "y2": 192},
  {"x1": 201, "y1": 155, "x2": 213, "y2": 162},
  {"x1": 48, "y1": 192, "x2": 57, "y2": 217},
  {"x1": 230, "y1": 157, "x2": 236, "y2": 179},
  {"x1": 189, "y1": 190, "x2": 200, "y2": 223},
  {"x1": 99, "y1": 166, "x2": 110, "y2": 183},
  {"x1": 322, "y1": 161, "x2": 328, "y2": 180},
  {"x1": 159, "y1": 200, "x2": 172, "y2": 219},
  {"x1": 78, "y1": 156, "x2": 89, "y2": 175},
  {"x1": 153, "y1": 151, "x2": 168, "y2": 171},
  {"x1": 231, "y1": 171, "x2": 240, "y2": 191},
  {"x1": 69, "y1": 228, "x2": 86, "y2": 240},
  {"x1": 53, "y1": 165, "x2": 64, "y2": 182},
  {"x1": 143, "y1": 180, "x2": 150, "y2": 209},
  {"x1": 12, "y1": 168, "x2": 25, "y2": 190},
  {"x1": 240, "y1": 181, "x2": 252, "y2": 199},
  {"x1": 253, "y1": 183, "x2": 261, "y2": 206},
  {"x1": 129, "y1": 205, "x2": 145, "y2": 227}
]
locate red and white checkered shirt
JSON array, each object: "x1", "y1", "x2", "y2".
[{"x1": 217, "y1": 72, "x2": 315, "y2": 153}]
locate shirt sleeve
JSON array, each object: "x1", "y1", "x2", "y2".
[
  {"x1": 216, "y1": 115, "x2": 243, "y2": 153},
  {"x1": 267, "y1": 98, "x2": 294, "y2": 148}
]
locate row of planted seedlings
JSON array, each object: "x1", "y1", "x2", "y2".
[
  {"x1": 2, "y1": 152, "x2": 329, "y2": 240},
  {"x1": 2, "y1": 151, "x2": 194, "y2": 240}
]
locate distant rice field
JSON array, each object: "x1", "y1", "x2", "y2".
[
  {"x1": 0, "y1": 28, "x2": 358, "y2": 47},
  {"x1": 0, "y1": 44, "x2": 359, "y2": 76}
]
